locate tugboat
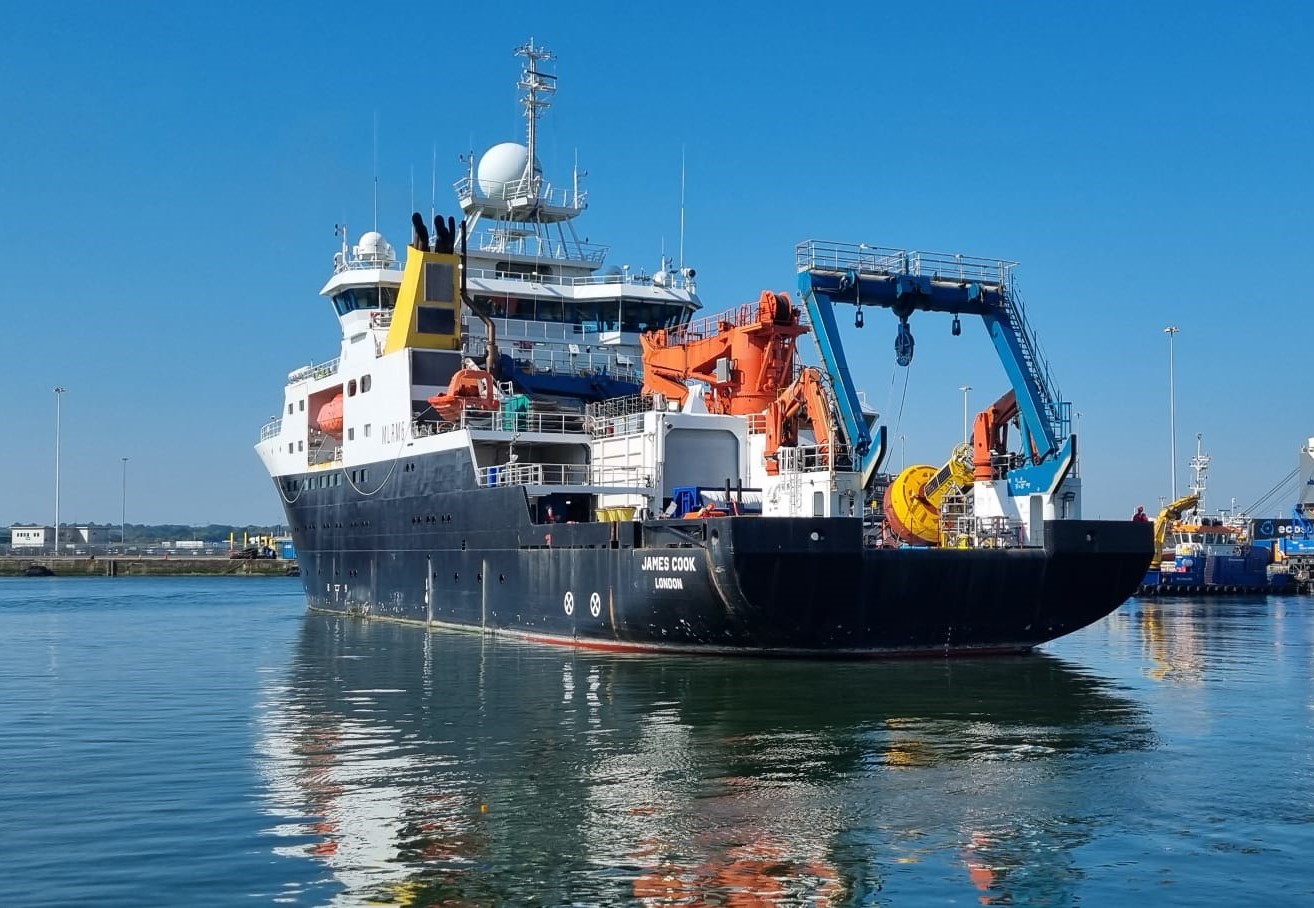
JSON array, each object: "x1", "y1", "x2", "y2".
[
  {"x1": 254, "y1": 41, "x2": 1152, "y2": 656},
  {"x1": 1139, "y1": 435, "x2": 1293, "y2": 595}
]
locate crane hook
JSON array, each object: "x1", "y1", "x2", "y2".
[{"x1": 895, "y1": 318, "x2": 915, "y2": 366}]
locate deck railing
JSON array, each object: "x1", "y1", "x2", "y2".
[
  {"x1": 796, "y1": 240, "x2": 1016, "y2": 288},
  {"x1": 288, "y1": 358, "x2": 341, "y2": 384},
  {"x1": 476, "y1": 461, "x2": 651, "y2": 489}
]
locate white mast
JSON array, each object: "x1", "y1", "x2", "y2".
[
  {"x1": 679, "y1": 145, "x2": 687, "y2": 274},
  {"x1": 1188, "y1": 433, "x2": 1211, "y2": 512},
  {"x1": 515, "y1": 38, "x2": 556, "y2": 196}
]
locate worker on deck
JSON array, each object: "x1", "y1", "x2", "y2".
[{"x1": 1132, "y1": 505, "x2": 1150, "y2": 522}]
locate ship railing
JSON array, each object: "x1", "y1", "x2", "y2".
[
  {"x1": 999, "y1": 276, "x2": 1066, "y2": 433},
  {"x1": 462, "y1": 264, "x2": 695, "y2": 291},
  {"x1": 460, "y1": 227, "x2": 608, "y2": 266},
  {"x1": 587, "y1": 394, "x2": 665, "y2": 437},
  {"x1": 776, "y1": 443, "x2": 855, "y2": 474},
  {"x1": 259, "y1": 418, "x2": 283, "y2": 441},
  {"x1": 477, "y1": 461, "x2": 652, "y2": 489},
  {"x1": 453, "y1": 176, "x2": 589, "y2": 213},
  {"x1": 948, "y1": 515, "x2": 1025, "y2": 549},
  {"x1": 288, "y1": 357, "x2": 341, "y2": 384},
  {"x1": 795, "y1": 240, "x2": 1017, "y2": 289},
  {"x1": 462, "y1": 319, "x2": 657, "y2": 370},
  {"x1": 335, "y1": 257, "x2": 403, "y2": 274},
  {"x1": 464, "y1": 338, "x2": 639, "y2": 385},
  {"x1": 458, "y1": 408, "x2": 588, "y2": 435}
]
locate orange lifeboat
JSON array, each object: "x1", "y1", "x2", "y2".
[
  {"x1": 428, "y1": 369, "x2": 500, "y2": 422},
  {"x1": 316, "y1": 393, "x2": 344, "y2": 438}
]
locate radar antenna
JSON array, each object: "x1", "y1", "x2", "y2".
[{"x1": 515, "y1": 38, "x2": 556, "y2": 194}]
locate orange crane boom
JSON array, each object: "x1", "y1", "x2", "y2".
[
  {"x1": 641, "y1": 291, "x2": 806, "y2": 415},
  {"x1": 763, "y1": 367, "x2": 836, "y2": 475}
]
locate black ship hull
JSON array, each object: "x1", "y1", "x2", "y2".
[{"x1": 275, "y1": 450, "x2": 1152, "y2": 657}]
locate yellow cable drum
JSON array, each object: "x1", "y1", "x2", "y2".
[{"x1": 883, "y1": 444, "x2": 974, "y2": 546}]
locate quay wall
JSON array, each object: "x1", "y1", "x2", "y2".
[{"x1": 0, "y1": 556, "x2": 296, "y2": 577}]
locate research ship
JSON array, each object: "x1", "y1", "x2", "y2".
[{"x1": 255, "y1": 41, "x2": 1152, "y2": 656}]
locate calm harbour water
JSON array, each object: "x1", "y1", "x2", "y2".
[{"x1": 2, "y1": 578, "x2": 1312, "y2": 906}]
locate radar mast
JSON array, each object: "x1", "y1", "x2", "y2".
[{"x1": 515, "y1": 38, "x2": 556, "y2": 196}]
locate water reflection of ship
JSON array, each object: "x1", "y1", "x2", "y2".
[
  {"x1": 259, "y1": 615, "x2": 1153, "y2": 905},
  {"x1": 1134, "y1": 595, "x2": 1288, "y2": 683}
]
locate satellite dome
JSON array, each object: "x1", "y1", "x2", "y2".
[
  {"x1": 354, "y1": 230, "x2": 395, "y2": 264},
  {"x1": 357, "y1": 231, "x2": 386, "y2": 253},
  {"x1": 477, "y1": 142, "x2": 541, "y2": 198}
]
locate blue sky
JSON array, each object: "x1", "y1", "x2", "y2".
[{"x1": 3, "y1": 1, "x2": 1311, "y2": 525}]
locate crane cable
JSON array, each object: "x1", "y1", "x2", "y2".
[{"x1": 1242, "y1": 467, "x2": 1298, "y2": 516}]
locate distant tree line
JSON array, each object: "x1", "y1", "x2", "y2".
[{"x1": 118, "y1": 524, "x2": 286, "y2": 544}]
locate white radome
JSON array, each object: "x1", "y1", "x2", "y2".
[
  {"x1": 477, "y1": 142, "x2": 540, "y2": 197},
  {"x1": 357, "y1": 231, "x2": 388, "y2": 254}
]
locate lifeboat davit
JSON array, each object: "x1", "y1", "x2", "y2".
[
  {"x1": 316, "y1": 393, "x2": 344, "y2": 438},
  {"x1": 428, "y1": 369, "x2": 500, "y2": 422}
]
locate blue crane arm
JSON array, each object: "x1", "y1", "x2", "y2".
[
  {"x1": 798, "y1": 276, "x2": 875, "y2": 470},
  {"x1": 796, "y1": 241, "x2": 1068, "y2": 463}
]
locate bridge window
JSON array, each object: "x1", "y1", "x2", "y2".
[
  {"x1": 361, "y1": 375, "x2": 372, "y2": 393},
  {"x1": 331, "y1": 286, "x2": 398, "y2": 316},
  {"x1": 535, "y1": 298, "x2": 565, "y2": 322},
  {"x1": 348, "y1": 379, "x2": 357, "y2": 397},
  {"x1": 568, "y1": 300, "x2": 620, "y2": 332},
  {"x1": 620, "y1": 300, "x2": 684, "y2": 333}
]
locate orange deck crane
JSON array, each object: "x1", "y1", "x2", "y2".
[
  {"x1": 641, "y1": 291, "x2": 807, "y2": 416},
  {"x1": 641, "y1": 291, "x2": 841, "y2": 476}
]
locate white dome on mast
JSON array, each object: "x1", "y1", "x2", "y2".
[{"x1": 476, "y1": 142, "x2": 541, "y2": 199}]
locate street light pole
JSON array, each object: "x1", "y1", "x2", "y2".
[
  {"x1": 899, "y1": 433, "x2": 907, "y2": 471},
  {"x1": 1164, "y1": 325, "x2": 1180, "y2": 500},
  {"x1": 53, "y1": 386, "x2": 66, "y2": 555},
  {"x1": 121, "y1": 457, "x2": 129, "y2": 545},
  {"x1": 959, "y1": 385, "x2": 972, "y2": 444}
]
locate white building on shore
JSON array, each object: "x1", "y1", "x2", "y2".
[{"x1": 9, "y1": 524, "x2": 112, "y2": 549}]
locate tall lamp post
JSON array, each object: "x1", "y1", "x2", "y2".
[
  {"x1": 121, "y1": 457, "x2": 129, "y2": 545},
  {"x1": 899, "y1": 433, "x2": 907, "y2": 471},
  {"x1": 1164, "y1": 325, "x2": 1180, "y2": 500},
  {"x1": 53, "y1": 386, "x2": 66, "y2": 555},
  {"x1": 959, "y1": 385, "x2": 972, "y2": 445}
]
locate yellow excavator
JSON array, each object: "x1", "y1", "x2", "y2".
[{"x1": 1149, "y1": 493, "x2": 1201, "y2": 569}]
